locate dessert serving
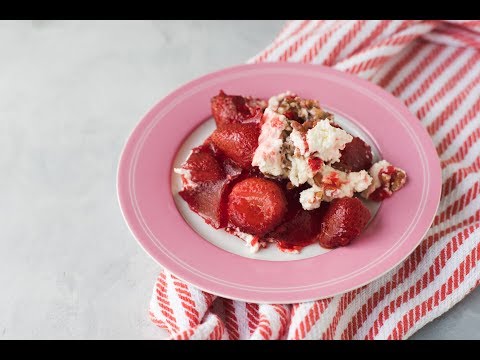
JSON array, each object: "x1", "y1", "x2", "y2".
[{"x1": 175, "y1": 91, "x2": 407, "y2": 254}]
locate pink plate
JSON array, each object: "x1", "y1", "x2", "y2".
[{"x1": 117, "y1": 63, "x2": 442, "y2": 303}]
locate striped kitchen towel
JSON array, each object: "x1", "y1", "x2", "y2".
[{"x1": 149, "y1": 20, "x2": 480, "y2": 340}]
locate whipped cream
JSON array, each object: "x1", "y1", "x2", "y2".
[
  {"x1": 251, "y1": 108, "x2": 288, "y2": 177},
  {"x1": 289, "y1": 155, "x2": 316, "y2": 187},
  {"x1": 299, "y1": 186, "x2": 323, "y2": 211},
  {"x1": 299, "y1": 165, "x2": 372, "y2": 210},
  {"x1": 306, "y1": 120, "x2": 352, "y2": 163},
  {"x1": 289, "y1": 128, "x2": 308, "y2": 155},
  {"x1": 253, "y1": 92, "x2": 371, "y2": 210},
  {"x1": 362, "y1": 160, "x2": 390, "y2": 198},
  {"x1": 253, "y1": 93, "x2": 353, "y2": 184}
]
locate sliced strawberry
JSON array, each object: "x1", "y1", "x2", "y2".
[
  {"x1": 368, "y1": 188, "x2": 391, "y2": 201},
  {"x1": 269, "y1": 185, "x2": 328, "y2": 252},
  {"x1": 211, "y1": 90, "x2": 266, "y2": 128},
  {"x1": 210, "y1": 123, "x2": 260, "y2": 169},
  {"x1": 228, "y1": 178, "x2": 287, "y2": 236},
  {"x1": 180, "y1": 181, "x2": 229, "y2": 229},
  {"x1": 332, "y1": 136, "x2": 373, "y2": 172},
  {"x1": 179, "y1": 146, "x2": 242, "y2": 229},
  {"x1": 317, "y1": 197, "x2": 371, "y2": 249},
  {"x1": 182, "y1": 147, "x2": 224, "y2": 183},
  {"x1": 271, "y1": 203, "x2": 328, "y2": 253}
]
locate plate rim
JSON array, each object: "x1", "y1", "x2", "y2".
[{"x1": 117, "y1": 62, "x2": 442, "y2": 304}]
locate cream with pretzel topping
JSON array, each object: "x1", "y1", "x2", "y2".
[{"x1": 252, "y1": 92, "x2": 375, "y2": 210}]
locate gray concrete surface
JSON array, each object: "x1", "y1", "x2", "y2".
[{"x1": 0, "y1": 20, "x2": 477, "y2": 340}]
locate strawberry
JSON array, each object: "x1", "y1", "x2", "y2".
[
  {"x1": 228, "y1": 178, "x2": 287, "y2": 236},
  {"x1": 317, "y1": 197, "x2": 371, "y2": 249},
  {"x1": 368, "y1": 188, "x2": 391, "y2": 201},
  {"x1": 179, "y1": 146, "x2": 242, "y2": 229},
  {"x1": 332, "y1": 136, "x2": 373, "y2": 173},
  {"x1": 271, "y1": 203, "x2": 328, "y2": 253},
  {"x1": 180, "y1": 180, "x2": 230, "y2": 229},
  {"x1": 210, "y1": 123, "x2": 260, "y2": 169},
  {"x1": 211, "y1": 90, "x2": 266, "y2": 128},
  {"x1": 182, "y1": 147, "x2": 224, "y2": 183}
]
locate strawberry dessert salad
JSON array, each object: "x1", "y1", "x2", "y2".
[{"x1": 174, "y1": 91, "x2": 407, "y2": 253}]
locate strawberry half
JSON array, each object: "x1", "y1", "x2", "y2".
[
  {"x1": 332, "y1": 136, "x2": 373, "y2": 173},
  {"x1": 271, "y1": 204, "x2": 328, "y2": 253},
  {"x1": 179, "y1": 145, "x2": 242, "y2": 229},
  {"x1": 317, "y1": 197, "x2": 371, "y2": 249},
  {"x1": 211, "y1": 90, "x2": 266, "y2": 128},
  {"x1": 210, "y1": 123, "x2": 260, "y2": 169},
  {"x1": 181, "y1": 148, "x2": 224, "y2": 183},
  {"x1": 228, "y1": 177, "x2": 287, "y2": 236},
  {"x1": 180, "y1": 180, "x2": 230, "y2": 229}
]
